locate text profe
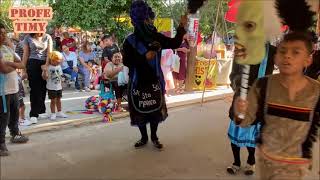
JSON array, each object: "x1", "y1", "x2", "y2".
[{"x1": 9, "y1": 7, "x2": 53, "y2": 20}]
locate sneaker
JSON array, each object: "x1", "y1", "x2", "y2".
[
  {"x1": 115, "y1": 106, "x2": 126, "y2": 113},
  {"x1": 0, "y1": 143, "x2": 9, "y2": 156},
  {"x1": 68, "y1": 80, "x2": 74, "y2": 85},
  {"x1": 69, "y1": 81, "x2": 75, "y2": 88},
  {"x1": 134, "y1": 139, "x2": 148, "y2": 148},
  {"x1": 57, "y1": 111, "x2": 68, "y2": 118},
  {"x1": 38, "y1": 113, "x2": 48, "y2": 119},
  {"x1": 50, "y1": 113, "x2": 56, "y2": 120},
  {"x1": 29, "y1": 117, "x2": 38, "y2": 124},
  {"x1": 227, "y1": 165, "x2": 240, "y2": 175},
  {"x1": 76, "y1": 89, "x2": 83, "y2": 92},
  {"x1": 10, "y1": 133, "x2": 29, "y2": 144},
  {"x1": 152, "y1": 140, "x2": 163, "y2": 150},
  {"x1": 19, "y1": 119, "x2": 32, "y2": 126},
  {"x1": 243, "y1": 164, "x2": 255, "y2": 175},
  {"x1": 84, "y1": 87, "x2": 91, "y2": 92}
]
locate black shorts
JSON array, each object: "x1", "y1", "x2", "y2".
[
  {"x1": 48, "y1": 90, "x2": 62, "y2": 99},
  {"x1": 19, "y1": 98, "x2": 24, "y2": 108}
]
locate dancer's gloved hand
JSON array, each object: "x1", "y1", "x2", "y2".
[
  {"x1": 145, "y1": 51, "x2": 157, "y2": 61},
  {"x1": 149, "y1": 41, "x2": 161, "y2": 51}
]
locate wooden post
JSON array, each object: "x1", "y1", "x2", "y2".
[
  {"x1": 185, "y1": 12, "x2": 200, "y2": 91},
  {"x1": 185, "y1": 45, "x2": 197, "y2": 91},
  {"x1": 317, "y1": 12, "x2": 319, "y2": 36}
]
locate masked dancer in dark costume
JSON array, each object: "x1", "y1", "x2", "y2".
[{"x1": 122, "y1": 0, "x2": 187, "y2": 149}]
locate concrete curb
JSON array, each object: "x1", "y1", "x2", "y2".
[{"x1": 18, "y1": 92, "x2": 233, "y2": 135}]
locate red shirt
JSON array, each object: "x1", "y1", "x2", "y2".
[{"x1": 61, "y1": 38, "x2": 76, "y2": 52}]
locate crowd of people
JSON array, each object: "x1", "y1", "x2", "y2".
[{"x1": 1, "y1": 0, "x2": 320, "y2": 179}]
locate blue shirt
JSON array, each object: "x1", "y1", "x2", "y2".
[{"x1": 79, "y1": 51, "x2": 96, "y2": 63}]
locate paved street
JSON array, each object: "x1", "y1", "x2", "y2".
[{"x1": 1, "y1": 100, "x2": 319, "y2": 180}]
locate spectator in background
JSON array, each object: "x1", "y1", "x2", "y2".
[
  {"x1": 61, "y1": 32, "x2": 76, "y2": 52},
  {"x1": 54, "y1": 36, "x2": 62, "y2": 51},
  {"x1": 15, "y1": 34, "x2": 25, "y2": 59},
  {"x1": 45, "y1": 52, "x2": 68, "y2": 120},
  {"x1": 160, "y1": 49, "x2": 175, "y2": 97},
  {"x1": 173, "y1": 34, "x2": 190, "y2": 94},
  {"x1": 0, "y1": 23, "x2": 29, "y2": 156},
  {"x1": 100, "y1": 34, "x2": 119, "y2": 70},
  {"x1": 305, "y1": 33, "x2": 320, "y2": 81},
  {"x1": 17, "y1": 69, "x2": 29, "y2": 126},
  {"x1": 103, "y1": 50, "x2": 128, "y2": 112},
  {"x1": 77, "y1": 41, "x2": 96, "y2": 92},
  {"x1": 22, "y1": 32, "x2": 53, "y2": 124},
  {"x1": 88, "y1": 61, "x2": 101, "y2": 90},
  {"x1": 61, "y1": 45, "x2": 78, "y2": 84}
]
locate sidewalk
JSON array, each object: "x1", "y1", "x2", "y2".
[{"x1": 14, "y1": 86, "x2": 233, "y2": 135}]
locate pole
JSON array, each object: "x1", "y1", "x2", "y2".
[
  {"x1": 185, "y1": 11, "x2": 200, "y2": 91},
  {"x1": 317, "y1": 11, "x2": 319, "y2": 36},
  {"x1": 201, "y1": 0, "x2": 221, "y2": 105}
]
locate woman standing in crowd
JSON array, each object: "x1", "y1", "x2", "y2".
[
  {"x1": 22, "y1": 32, "x2": 52, "y2": 124},
  {"x1": 122, "y1": 0, "x2": 187, "y2": 149},
  {"x1": 173, "y1": 34, "x2": 189, "y2": 94},
  {"x1": 77, "y1": 41, "x2": 96, "y2": 92}
]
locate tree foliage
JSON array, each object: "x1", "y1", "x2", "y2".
[
  {"x1": 48, "y1": 0, "x2": 133, "y2": 42},
  {"x1": 199, "y1": 0, "x2": 235, "y2": 39},
  {"x1": 1, "y1": 0, "x2": 235, "y2": 42},
  {"x1": 0, "y1": 0, "x2": 14, "y2": 30},
  {"x1": 150, "y1": 0, "x2": 235, "y2": 40}
]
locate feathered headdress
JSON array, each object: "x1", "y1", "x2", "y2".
[
  {"x1": 276, "y1": 0, "x2": 316, "y2": 32},
  {"x1": 187, "y1": 0, "x2": 208, "y2": 14}
]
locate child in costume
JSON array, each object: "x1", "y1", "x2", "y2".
[
  {"x1": 227, "y1": 43, "x2": 276, "y2": 175},
  {"x1": 46, "y1": 51, "x2": 68, "y2": 120},
  {"x1": 235, "y1": 31, "x2": 320, "y2": 180}
]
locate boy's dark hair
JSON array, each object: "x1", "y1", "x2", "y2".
[{"x1": 282, "y1": 31, "x2": 314, "y2": 54}]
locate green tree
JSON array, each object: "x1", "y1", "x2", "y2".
[
  {"x1": 0, "y1": 0, "x2": 14, "y2": 31},
  {"x1": 49, "y1": 0, "x2": 133, "y2": 43},
  {"x1": 199, "y1": 0, "x2": 235, "y2": 40}
]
